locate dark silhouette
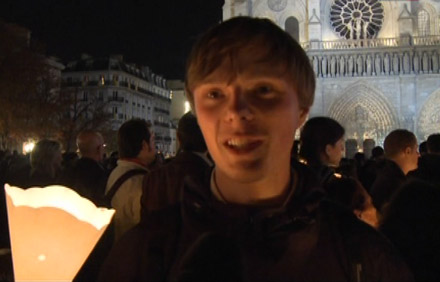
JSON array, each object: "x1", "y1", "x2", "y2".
[
  {"x1": 370, "y1": 129, "x2": 419, "y2": 213},
  {"x1": 380, "y1": 180, "x2": 440, "y2": 281},
  {"x1": 299, "y1": 116, "x2": 345, "y2": 185}
]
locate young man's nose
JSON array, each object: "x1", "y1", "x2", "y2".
[{"x1": 224, "y1": 89, "x2": 254, "y2": 122}]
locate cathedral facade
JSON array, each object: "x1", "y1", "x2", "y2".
[{"x1": 223, "y1": 0, "x2": 440, "y2": 151}]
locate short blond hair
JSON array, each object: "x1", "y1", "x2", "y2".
[{"x1": 185, "y1": 17, "x2": 315, "y2": 112}]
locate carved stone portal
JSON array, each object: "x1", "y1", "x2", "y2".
[
  {"x1": 418, "y1": 89, "x2": 440, "y2": 140},
  {"x1": 328, "y1": 83, "x2": 398, "y2": 145}
]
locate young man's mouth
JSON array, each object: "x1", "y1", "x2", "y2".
[{"x1": 224, "y1": 138, "x2": 263, "y2": 154}]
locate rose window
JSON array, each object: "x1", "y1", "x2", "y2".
[{"x1": 330, "y1": 0, "x2": 384, "y2": 39}]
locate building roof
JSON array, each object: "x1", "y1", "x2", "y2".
[{"x1": 64, "y1": 55, "x2": 168, "y2": 89}]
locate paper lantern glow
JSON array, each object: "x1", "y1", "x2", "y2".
[{"x1": 4, "y1": 184, "x2": 115, "y2": 282}]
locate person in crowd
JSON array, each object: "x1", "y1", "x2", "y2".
[
  {"x1": 25, "y1": 139, "x2": 62, "y2": 187},
  {"x1": 141, "y1": 111, "x2": 213, "y2": 218},
  {"x1": 409, "y1": 133, "x2": 440, "y2": 187},
  {"x1": 3, "y1": 152, "x2": 31, "y2": 188},
  {"x1": 105, "y1": 119, "x2": 156, "y2": 243},
  {"x1": 60, "y1": 130, "x2": 108, "y2": 205},
  {"x1": 370, "y1": 129, "x2": 419, "y2": 213},
  {"x1": 353, "y1": 152, "x2": 365, "y2": 175},
  {"x1": 371, "y1": 146, "x2": 385, "y2": 160},
  {"x1": 336, "y1": 157, "x2": 358, "y2": 179},
  {"x1": 99, "y1": 17, "x2": 412, "y2": 281},
  {"x1": 358, "y1": 146, "x2": 386, "y2": 192},
  {"x1": 62, "y1": 151, "x2": 79, "y2": 171},
  {"x1": 325, "y1": 175, "x2": 378, "y2": 228},
  {"x1": 418, "y1": 141, "x2": 428, "y2": 156},
  {"x1": 104, "y1": 151, "x2": 119, "y2": 171},
  {"x1": 64, "y1": 131, "x2": 110, "y2": 282},
  {"x1": 380, "y1": 180, "x2": 440, "y2": 281},
  {"x1": 299, "y1": 116, "x2": 345, "y2": 185}
]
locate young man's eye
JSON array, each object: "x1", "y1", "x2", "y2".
[
  {"x1": 207, "y1": 90, "x2": 223, "y2": 99},
  {"x1": 254, "y1": 85, "x2": 276, "y2": 98}
]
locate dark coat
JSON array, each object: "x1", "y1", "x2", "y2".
[
  {"x1": 358, "y1": 158, "x2": 387, "y2": 192},
  {"x1": 308, "y1": 163, "x2": 335, "y2": 186},
  {"x1": 99, "y1": 160, "x2": 412, "y2": 282},
  {"x1": 370, "y1": 159, "x2": 406, "y2": 213},
  {"x1": 380, "y1": 180, "x2": 440, "y2": 281},
  {"x1": 408, "y1": 154, "x2": 440, "y2": 187},
  {"x1": 59, "y1": 157, "x2": 108, "y2": 205},
  {"x1": 141, "y1": 151, "x2": 212, "y2": 219}
]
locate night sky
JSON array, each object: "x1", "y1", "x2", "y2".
[{"x1": 1, "y1": 0, "x2": 224, "y2": 79}]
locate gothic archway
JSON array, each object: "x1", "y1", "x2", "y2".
[
  {"x1": 285, "y1": 16, "x2": 299, "y2": 41},
  {"x1": 417, "y1": 89, "x2": 440, "y2": 140},
  {"x1": 327, "y1": 83, "x2": 398, "y2": 145}
]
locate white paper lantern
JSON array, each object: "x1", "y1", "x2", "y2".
[{"x1": 4, "y1": 184, "x2": 115, "y2": 282}]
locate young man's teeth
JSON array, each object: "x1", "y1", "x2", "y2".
[{"x1": 227, "y1": 139, "x2": 248, "y2": 148}]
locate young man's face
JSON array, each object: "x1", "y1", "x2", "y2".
[
  {"x1": 407, "y1": 143, "x2": 419, "y2": 172},
  {"x1": 193, "y1": 62, "x2": 308, "y2": 183}
]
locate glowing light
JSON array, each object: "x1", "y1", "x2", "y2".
[
  {"x1": 38, "y1": 254, "x2": 46, "y2": 261},
  {"x1": 184, "y1": 101, "x2": 191, "y2": 113},
  {"x1": 23, "y1": 141, "x2": 35, "y2": 154}
]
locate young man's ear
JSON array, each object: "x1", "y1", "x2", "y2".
[
  {"x1": 142, "y1": 140, "x2": 151, "y2": 152},
  {"x1": 404, "y1": 146, "x2": 412, "y2": 155},
  {"x1": 298, "y1": 108, "x2": 310, "y2": 127}
]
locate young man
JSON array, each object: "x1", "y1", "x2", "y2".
[
  {"x1": 370, "y1": 129, "x2": 419, "y2": 212},
  {"x1": 105, "y1": 119, "x2": 156, "y2": 242},
  {"x1": 140, "y1": 112, "x2": 212, "y2": 216},
  {"x1": 100, "y1": 17, "x2": 412, "y2": 281}
]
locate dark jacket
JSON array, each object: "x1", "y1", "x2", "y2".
[
  {"x1": 59, "y1": 157, "x2": 108, "y2": 206},
  {"x1": 408, "y1": 154, "x2": 440, "y2": 187},
  {"x1": 99, "y1": 160, "x2": 412, "y2": 282},
  {"x1": 358, "y1": 158, "x2": 386, "y2": 193},
  {"x1": 308, "y1": 163, "x2": 335, "y2": 186},
  {"x1": 141, "y1": 150, "x2": 212, "y2": 219},
  {"x1": 370, "y1": 159, "x2": 406, "y2": 212}
]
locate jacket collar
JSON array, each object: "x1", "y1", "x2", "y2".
[{"x1": 181, "y1": 160, "x2": 325, "y2": 236}]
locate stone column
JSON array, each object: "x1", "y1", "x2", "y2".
[
  {"x1": 384, "y1": 53, "x2": 390, "y2": 74},
  {"x1": 374, "y1": 53, "x2": 382, "y2": 75},
  {"x1": 330, "y1": 56, "x2": 336, "y2": 77},
  {"x1": 422, "y1": 52, "x2": 429, "y2": 73},
  {"x1": 345, "y1": 139, "x2": 358, "y2": 159},
  {"x1": 348, "y1": 55, "x2": 354, "y2": 76},
  {"x1": 413, "y1": 52, "x2": 420, "y2": 73},
  {"x1": 339, "y1": 56, "x2": 346, "y2": 77},
  {"x1": 392, "y1": 53, "x2": 400, "y2": 74},
  {"x1": 312, "y1": 56, "x2": 319, "y2": 77},
  {"x1": 363, "y1": 139, "x2": 375, "y2": 159},
  {"x1": 366, "y1": 54, "x2": 372, "y2": 76},
  {"x1": 403, "y1": 52, "x2": 410, "y2": 74},
  {"x1": 322, "y1": 56, "x2": 328, "y2": 77},
  {"x1": 356, "y1": 55, "x2": 364, "y2": 76},
  {"x1": 432, "y1": 51, "x2": 439, "y2": 73}
]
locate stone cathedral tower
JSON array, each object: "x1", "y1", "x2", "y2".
[{"x1": 223, "y1": 0, "x2": 440, "y2": 152}]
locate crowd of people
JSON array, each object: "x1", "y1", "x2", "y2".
[{"x1": 1, "y1": 16, "x2": 440, "y2": 281}]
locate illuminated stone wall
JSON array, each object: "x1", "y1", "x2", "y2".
[{"x1": 223, "y1": 0, "x2": 440, "y2": 145}]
